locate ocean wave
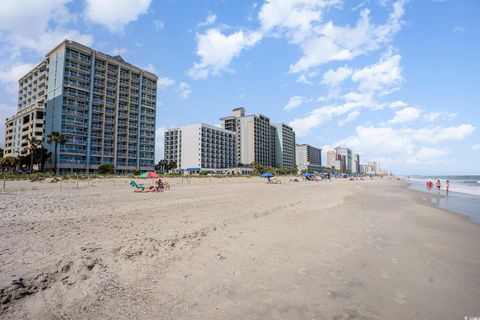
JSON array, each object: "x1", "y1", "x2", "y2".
[
  {"x1": 449, "y1": 184, "x2": 480, "y2": 196},
  {"x1": 408, "y1": 178, "x2": 480, "y2": 196}
]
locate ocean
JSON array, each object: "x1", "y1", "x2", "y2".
[{"x1": 406, "y1": 175, "x2": 480, "y2": 224}]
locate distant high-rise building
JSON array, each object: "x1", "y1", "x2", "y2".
[
  {"x1": 327, "y1": 150, "x2": 336, "y2": 167},
  {"x1": 296, "y1": 144, "x2": 322, "y2": 172},
  {"x1": 352, "y1": 153, "x2": 360, "y2": 173},
  {"x1": 220, "y1": 107, "x2": 273, "y2": 166},
  {"x1": 273, "y1": 123, "x2": 296, "y2": 169},
  {"x1": 335, "y1": 146, "x2": 352, "y2": 173},
  {"x1": 164, "y1": 123, "x2": 236, "y2": 170},
  {"x1": 40, "y1": 40, "x2": 158, "y2": 174},
  {"x1": 4, "y1": 60, "x2": 48, "y2": 158}
]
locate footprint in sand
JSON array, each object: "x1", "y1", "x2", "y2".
[
  {"x1": 391, "y1": 258, "x2": 399, "y2": 265},
  {"x1": 394, "y1": 293, "x2": 406, "y2": 304},
  {"x1": 297, "y1": 267, "x2": 307, "y2": 275},
  {"x1": 381, "y1": 270, "x2": 390, "y2": 279}
]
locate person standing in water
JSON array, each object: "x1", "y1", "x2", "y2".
[
  {"x1": 446, "y1": 179, "x2": 450, "y2": 195},
  {"x1": 436, "y1": 179, "x2": 441, "y2": 194},
  {"x1": 426, "y1": 180, "x2": 433, "y2": 192}
]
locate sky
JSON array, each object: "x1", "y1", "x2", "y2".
[{"x1": 0, "y1": 0, "x2": 479, "y2": 175}]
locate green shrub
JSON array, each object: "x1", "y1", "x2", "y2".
[{"x1": 98, "y1": 164, "x2": 115, "y2": 174}]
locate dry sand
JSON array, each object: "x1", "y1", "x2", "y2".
[{"x1": 0, "y1": 177, "x2": 479, "y2": 319}]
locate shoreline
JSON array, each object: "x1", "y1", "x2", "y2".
[
  {"x1": 406, "y1": 181, "x2": 480, "y2": 224},
  {"x1": 1, "y1": 178, "x2": 479, "y2": 319}
]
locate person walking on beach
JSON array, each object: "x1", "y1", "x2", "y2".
[
  {"x1": 426, "y1": 181, "x2": 433, "y2": 192},
  {"x1": 446, "y1": 180, "x2": 450, "y2": 195},
  {"x1": 436, "y1": 179, "x2": 441, "y2": 194}
]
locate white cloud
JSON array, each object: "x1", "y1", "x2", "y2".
[
  {"x1": 0, "y1": 0, "x2": 93, "y2": 54},
  {"x1": 153, "y1": 19, "x2": 165, "y2": 31},
  {"x1": 423, "y1": 111, "x2": 458, "y2": 122},
  {"x1": 0, "y1": 63, "x2": 35, "y2": 95},
  {"x1": 471, "y1": 144, "x2": 480, "y2": 151},
  {"x1": 453, "y1": 26, "x2": 465, "y2": 33},
  {"x1": 338, "y1": 110, "x2": 360, "y2": 126},
  {"x1": 389, "y1": 100, "x2": 407, "y2": 108},
  {"x1": 296, "y1": 74, "x2": 313, "y2": 84},
  {"x1": 289, "y1": 0, "x2": 406, "y2": 74},
  {"x1": 188, "y1": 29, "x2": 262, "y2": 79},
  {"x1": 351, "y1": 53, "x2": 402, "y2": 93},
  {"x1": 317, "y1": 87, "x2": 341, "y2": 102},
  {"x1": 84, "y1": 0, "x2": 152, "y2": 32},
  {"x1": 334, "y1": 123, "x2": 475, "y2": 165},
  {"x1": 321, "y1": 66, "x2": 353, "y2": 87},
  {"x1": 259, "y1": 0, "x2": 342, "y2": 42},
  {"x1": 336, "y1": 125, "x2": 415, "y2": 156},
  {"x1": 188, "y1": 0, "x2": 406, "y2": 80},
  {"x1": 284, "y1": 96, "x2": 307, "y2": 111},
  {"x1": 387, "y1": 107, "x2": 421, "y2": 125},
  {"x1": 411, "y1": 124, "x2": 476, "y2": 144},
  {"x1": 157, "y1": 76, "x2": 175, "y2": 89},
  {"x1": 198, "y1": 13, "x2": 217, "y2": 27},
  {"x1": 406, "y1": 147, "x2": 449, "y2": 164},
  {"x1": 177, "y1": 82, "x2": 191, "y2": 100},
  {"x1": 423, "y1": 111, "x2": 441, "y2": 122},
  {"x1": 289, "y1": 91, "x2": 377, "y2": 136}
]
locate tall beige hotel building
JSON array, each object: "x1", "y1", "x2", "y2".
[
  {"x1": 220, "y1": 107, "x2": 296, "y2": 169},
  {"x1": 3, "y1": 40, "x2": 158, "y2": 174}
]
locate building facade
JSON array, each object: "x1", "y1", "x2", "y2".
[
  {"x1": 4, "y1": 60, "x2": 48, "y2": 158},
  {"x1": 220, "y1": 107, "x2": 275, "y2": 167},
  {"x1": 40, "y1": 40, "x2": 157, "y2": 174},
  {"x1": 335, "y1": 147, "x2": 352, "y2": 173},
  {"x1": 164, "y1": 123, "x2": 236, "y2": 170},
  {"x1": 326, "y1": 150, "x2": 336, "y2": 168},
  {"x1": 273, "y1": 123, "x2": 296, "y2": 169},
  {"x1": 164, "y1": 128, "x2": 182, "y2": 168},
  {"x1": 352, "y1": 154, "x2": 360, "y2": 174},
  {"x1": 295, "y1": 144, "x2": 322, "y2": 172}
]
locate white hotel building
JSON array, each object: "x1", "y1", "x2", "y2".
[{"x1": 164, "y1": 123, "x2": 236, "y2": 170}]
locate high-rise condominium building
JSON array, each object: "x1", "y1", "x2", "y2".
[
  {"x1": 335, "y1": 146, "x2": 352, "y2": 173},
  {"x1": 273, "y1": 123, "x2": 296, "y2": 169},
  {"x1": 220, "y1": 107, "x2": 295, "y2": 168},
  {"x1": 164, "y1": 123, "x2": 236, "y2": 170},
  {"x1": 352, "y1": 153, "x2": 360, "y2": 174},
  {"x1": 326, "y1": 150, "x2": 336, "y2": 167},
  {"x1": 220, "y1": 107, "x2": 275, "y2": 167},
  {"x1": 4, "y1": 60, "x2": 48, "y2": 158},
  {"x1": 296, "y1": 144, "x2": 322, "y2": 172},
  {"x1": 39, "y1": 40, "x2": 157, "y2": 174}
]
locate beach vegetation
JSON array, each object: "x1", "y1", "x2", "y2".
[
  {"x1": 46, "y1": 132, "x2": 67, "y2": 175},
  {"x1": 98, "y1": 164, "x2": 115, "y2": 174}
]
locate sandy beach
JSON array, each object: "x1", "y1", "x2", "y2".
[{"x1": 0, "y1": 177, "x2": 479, "y2": 319}]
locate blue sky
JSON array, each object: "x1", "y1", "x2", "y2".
[{"x1": 0, "y1": 0, "x2": 479, "y2": 175}]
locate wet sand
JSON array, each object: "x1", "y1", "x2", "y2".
[{"x1": 0, "y1": 177, "x2": 479, "y2": 319}]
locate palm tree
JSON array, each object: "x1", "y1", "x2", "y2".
[
  {"x1": 0, "y1": 156, "x2": 19, "y2": 173},
  {"x1": 47, "y1": 132, "x2": 66, "y2": 175},
  {"x1": 27, "y1": 136, "x2": 39, "y2": 172}
]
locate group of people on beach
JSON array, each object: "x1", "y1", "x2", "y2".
[{"x1": 426, "y1": 179, "x2": 449, "y2": 195}]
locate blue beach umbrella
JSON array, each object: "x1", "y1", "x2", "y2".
[
  {"x1": 303, "y1": 173, "x2": 314, "y2": 177},
  {"x1": 260, "y1": 172, "x2": 273, "y2": 178}
]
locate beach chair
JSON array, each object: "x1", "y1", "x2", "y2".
[{"x1": 130, "y1": 180, "x2": 145, "y2": 191}]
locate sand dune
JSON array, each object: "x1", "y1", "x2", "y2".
[{"x1": 0, "y1": 177, "x2": 479, "y2": 319}]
